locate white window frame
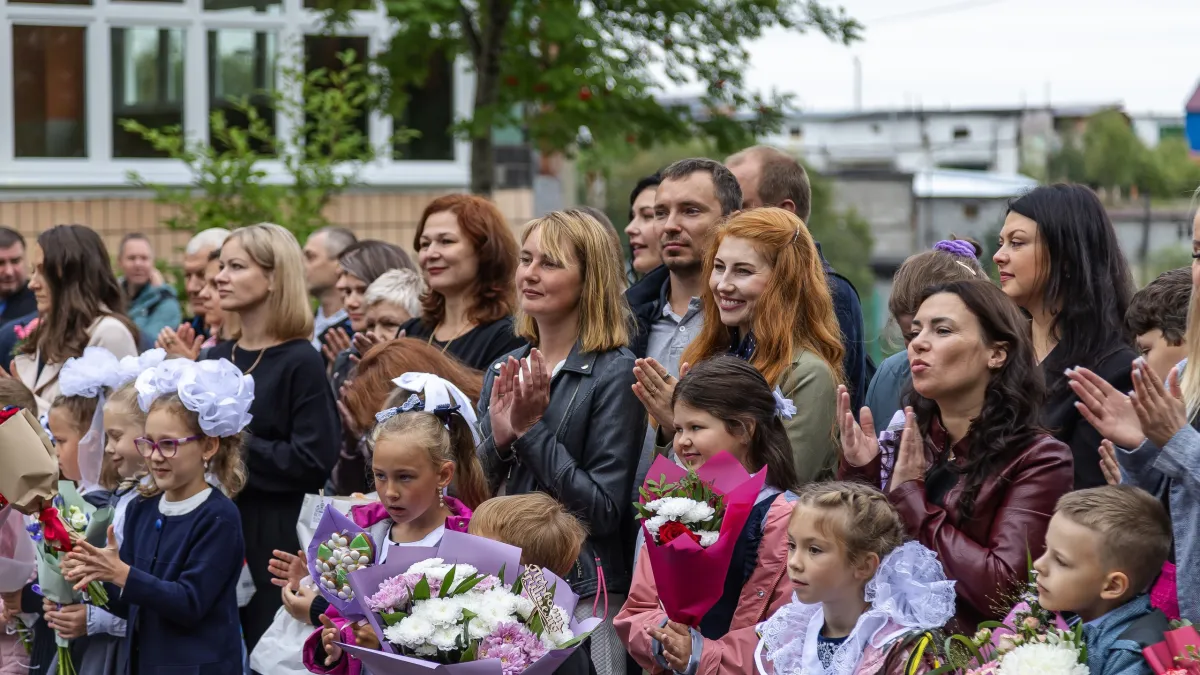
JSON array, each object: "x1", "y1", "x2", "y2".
[{"x1": 0, "y1": 0, "x2": 471, "y2": 188}]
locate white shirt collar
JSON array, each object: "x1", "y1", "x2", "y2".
[{"x1": 159, "y1": 487, "x2": 213, "y2": 516}]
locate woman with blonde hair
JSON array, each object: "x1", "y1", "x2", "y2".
[
  {"x1": 205, "y1": 222, "x2": 341, "y2": 651},
  {"x1": 478, "y1": 210, "x2": 645, "y2": 675},
  {"x1": 637, "y1": 207, "x2": 843, "y2": 482}
]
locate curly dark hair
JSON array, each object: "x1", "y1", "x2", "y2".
[
  {"x1": 1006, "y1": 185, "x2": 1134, "y2": 396},
  {"x1": 672, "y1": 356, "x2": 800, "y2": 491},
  {"x1": 908, "y1": 280, "x2": 1046, "y2": 523}
]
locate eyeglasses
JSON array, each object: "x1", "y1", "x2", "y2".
[{"x1": 134, "y1": 435, "x2": 203, "y2": 459}]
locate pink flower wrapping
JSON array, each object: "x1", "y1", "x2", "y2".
[{"x1": 639, "y1": 453, "x2": 766, "y2": 627}]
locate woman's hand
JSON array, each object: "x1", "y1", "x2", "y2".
[
  {"x1": 268, "y1": 549, "x2": 307, "y2": 589},
  {"x1": 1067, "y1": 366, "x2": 1146, "y2": 449},
  {"x1": 1099, "y1": 440, "x2": 1122, "y2": 485},
  {"x1": 1131, "y1": 360, "x2": 1188, "y2": 449},
  {"x1": 157, "y1": 324, "x2": 203, "y2": 361},
  {"x1": 63, "y1": 526, "x2": 130, "y2": 589},
  {"x1": 837, "y1": 385, "x2": 881, "y2": 468},
  {"x1": 489, "y1": 358, "x2": 518, "y2": 449},
  {"x1": 281, "y1": 582, "x2": 317, "y2": 623},
  {"x1": 888, "y1": 408, "x2": 926, "y2": 491},
  {"x1": 648, "y1": 621, "x2": 693, "y2": 672},
  {"x1": 352, "y1": 332, "x2": 383, "y2": 356},
  {"x1": 44, "y1": 602, "x2": 87, "y2": 640},
  {"x1": 319, "y1": 614, "x2": 343, "y2": 666},
  {"x1": 322, "y1": 328, "x2": 352, "y2": 371},
  {"x1": 509, "y1": 350, "x2": 551, "y2": 439},
  {"x1": 632, "y1": 358, "x2": 684, "y2": 435}
]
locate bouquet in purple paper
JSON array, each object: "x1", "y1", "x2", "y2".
[
  {"x1": 307, "y1": 506, "x2": 378, "y2": 619},
  {"x1": 341, "y1": 530, "x2": 599, "y2": 675}
]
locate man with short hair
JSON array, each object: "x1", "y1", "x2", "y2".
[
  {"x1": 0, "y1": 227, "x2": 35, "y2": 325},
  {"x1": 118, "y1": 233, "x2": 182, "y2": 350},
  {"x1": 182, "y1": 228, "x2": 231, "y2": 337},
  {"x1": 303, "y1": 226, "x2": 358, "y2": 351},
  {"x1": 726, "y1": 145, "x2": 872, "y2": 411}
]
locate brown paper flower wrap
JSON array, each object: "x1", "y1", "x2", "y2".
[{"x1": 0, "y1": 407, "x2": 59, "y2": 515}]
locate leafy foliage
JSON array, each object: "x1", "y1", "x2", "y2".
[
  {"x1": 123, "y1": 49, "x2": 399, "y2": 242},
  {"x1": 319, "y1": 0, "x2": 861, "y2": 194}
]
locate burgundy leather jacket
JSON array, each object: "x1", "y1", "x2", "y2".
[{"x1": 840, "y1": 417, "x2": 1074, "y2": 629}]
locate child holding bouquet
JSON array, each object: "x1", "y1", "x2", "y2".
[
  {"x1": 615, "y1": 356, "x2": 801, "y2": 675},
  {"x1": 61, "y1": 358, "x2": 252, "y2": 675},
  {"x1": 755, "y1": 482, "x2": 955, "y2": 675},
  {"x1": 1033, "y1": 485, "x2": 1172, "y2": 675},
  {"x1": 301, "y1": 386, "x2": 485, "y2": 673}
]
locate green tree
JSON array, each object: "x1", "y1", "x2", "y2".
[
  {"x1": 1136, "y1": 137, "x2": 1200, "y2": 200},
  {"x1": 1045, "y1": 131, "x2": 1087, "y2": 184},
  {"x1": 123, "y1": 49, "x2": 396, "y2": 241},
  {"x1": 325, "y1": 0, "x2": 860, "y2": 195},
  {"x1": 1082, "y1": 110, "x2": 1143, "y2": 196}
]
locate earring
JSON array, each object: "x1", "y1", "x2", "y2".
[
  {"x1": 204, "y1": 458, "x2": 211, "y2": 471},
  {"x1": 438, "y1": 487, "x2": 445, "y2": 509}
]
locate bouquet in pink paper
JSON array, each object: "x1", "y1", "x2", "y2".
[
  {"x1": 633, "y1": 452, "x2": 766, "y2": 627},
  {"x1": 340, "y1": 530, "x2": 599, "y2": 675},
  {"x1": 1142, "y1": 621, "x2": 1200, "y2": 675}
]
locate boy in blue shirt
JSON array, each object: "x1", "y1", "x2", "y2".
[{"x1": 1034, "y1": 485, "x2": 1172, "y2": 675}]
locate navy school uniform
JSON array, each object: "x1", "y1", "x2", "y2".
[{"x1": 103, "y1": 489, "x2": 244, "y2": 675}]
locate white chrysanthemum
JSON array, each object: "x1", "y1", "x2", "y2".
[
  {"x1": 997, "y1": 642, "x2": 1087, "y2": 675},
  {"x1": 645, "y1": 515, "x2": 667, "y2": 536},
  {"x1": 513, "y1": 594, "x2": 535, "y2": 620},
  {"x1": 645, "y1": 497, "x2": 699, "y2": 519},
  {"x1": 412, "y1": 598, "x2": 463, "y2": 626},
  {"x1": 680, "y1": 502, "x2": 715, "y2": 524},
  {"x1": 406, "y1": 558, "x2": 446, "y2": 575},
  {"x1": 389, "y1": 615, "x2": 436, "y2": 648},
  {"x1": 414, "y1": 644, "x2": 438, "y2": 657},
  {"x1": 698, "y1": 531, "x2": 720, "y2": 548},
  {"x1": 430, "y1": 627, "x2": 460, "y2": 651}
]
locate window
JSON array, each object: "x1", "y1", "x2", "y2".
[
  {"x1": 953, "y1": 126, "x2": 970, "y2": 140},
  {"x1": 112, "y1": 27, "x2": 185, "y2": 158},
  {"x1": 13, "y1": 25, "x2": 87, "y2": 157},
  {"x1": 304, "y1": 35, "x2": 369, "y2": 150},
  {"x1": 963, "y1": 203, "x2": 980, "y2": 219},
  {"x1": 209, "y1": 30, "x2": 276, "y2": 153},
  {"x1": 204, "y1": 0, "x2": 281, "y2": 14},
  {"x1": 788, "y1": 126, "x2": 802, "y2": 139},
  {"x1": 394, "y1": 51, "x2": 455, "y2": 161}
]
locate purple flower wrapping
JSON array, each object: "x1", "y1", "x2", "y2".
[{"x1": 307, "y1": 507, "x2": 378, "y2": 620}]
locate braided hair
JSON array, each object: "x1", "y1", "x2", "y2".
[{"x1": 791, "y1": 481, "x2": 906, "y2": 565}]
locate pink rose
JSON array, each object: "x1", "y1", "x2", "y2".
[{"x1": 1022, "y1": 616, "x2": 1041, "y2": 631}]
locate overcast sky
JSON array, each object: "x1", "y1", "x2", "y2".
[{"x1": 725, "y1": 0, "x2": 1199, "y2": 116}]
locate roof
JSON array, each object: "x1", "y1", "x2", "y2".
[
  {"x1": 912, "y1": 169, "x2": 1039, "y2": 199},
  {"x1": 784, "y1": 103, "x2": 1122, "y2": 124}
]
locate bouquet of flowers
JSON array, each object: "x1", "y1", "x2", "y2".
[
  {"x1": 340, "y1": 530, "x2": 600, "y2": 675},
  {"x1": 1142, "y1": 620, "x2": 1199, "y2": 675},
  {"x1": 307, "y1": 506, "x2": 377, "y2": 619},
  {"x1": 633, "y1": 452, "x2": 766, "y2": 626}
]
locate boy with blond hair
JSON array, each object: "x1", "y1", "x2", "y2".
[{"x1": 1034, "y1": 485, "x2": 1172, "y2": 675}]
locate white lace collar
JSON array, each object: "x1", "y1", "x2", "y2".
[{"x1": 756, "y1": 541, "x2": 956, "y2": 675}]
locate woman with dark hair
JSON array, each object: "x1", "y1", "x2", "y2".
[
  {"x1": 7, "y1": 225, "x2": 138, "y2": 414},
  {"x1": 625, "y1": 174, "x2": 662, "y2": 282},
  {"x1": 617, "y1": 356, "x2": 800, "y2": 675},
  {"x1": 328, "y1": 337, "x2": 484, "y2": 494},
  {"x1": 323, "y1": 240, "x2": 416, "y2": 389},
  {"x1": 995, "y1": 184, "x2": 1137, "y2": 488},
  {"x1": 839, "y1": 279, "x2": 1073, "y2": 628},
  {"x1": 401, "y1": 194, "x2": 526, "y2": 370}
]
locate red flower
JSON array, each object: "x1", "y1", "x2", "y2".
[
  {"x1": 658, "y1": 520, "x2": 700, "y2": 545},
  {"x1": 39, "y1": 507, "x2": 74, "y2": 552},
  {"x1": 0, "y1": 407, "x2": 19, "y2": 425}
]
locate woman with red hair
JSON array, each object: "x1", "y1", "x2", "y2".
[
  {"x1": 641, "y1": 207, "x2": 844, "y2": 484},
  {"x1": 400, "y1": 194, "x2": 526, "y2": 370}
]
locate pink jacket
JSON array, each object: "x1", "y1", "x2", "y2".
[
  {"x1": 0, "y1": 604, "x2": 28, "y2": 675},
  {"x1": 615, "y1": 493, "x2": 793, "y2": 675},
  {"x1": 302, "y1": 497, "x2": 472, "y2": 675}
]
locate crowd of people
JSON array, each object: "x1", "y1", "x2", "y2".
[{"x1": 0, "y1": 143, "x2": 1195, "y2": 675}]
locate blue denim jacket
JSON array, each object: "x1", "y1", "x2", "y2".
[{"x1": 1083, "y1": 596, "x2": 1165, "y2": 675}]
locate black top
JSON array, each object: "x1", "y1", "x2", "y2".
[
  {"x1": 1040, "y1": 342, "x2": 1138, "y2": 489},
  {"x1": 399, "y1": 316, "x2": 526, "y2": 372},
  {"x1": 203, "y1": 338, "x2": 341, "y2": 494},
  {"x1": 0, "y1": 282, "x2": 37, "y2": 325}
]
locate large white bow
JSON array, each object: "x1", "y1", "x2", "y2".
[{"x1": 392, "y1": 372, "x2": 482, "y2": 445}]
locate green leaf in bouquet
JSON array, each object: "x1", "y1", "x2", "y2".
[
  {"x1": 413, "y1": 576, "x2": 431, "y2": 601},
  {"x1": 84, "y1": 506, "x2": 114, "y2": 548},
  {"x1": 440, "y1": 566, "x2": 457, "y2": 598},
  {"x1": 497, "y1": 563, "x2": 507, "y2": 586},
  {"x1": 632, "y1": 503, "x2": 653, "y2": 520},
  {"x1": 944, "y1": 634, "x2": 984, "y2": 670},
  {"x1": 87, "y1": 581, "x2": 109, "y2": 608},
  {"x1": 452, "y1": 573, "x2": 485, "y2": 596},
  {"x1": 511, "y1": 571, "x2": 524, "y2": 597},
  {"x1": 380, "y1": 611, "x2": 407, "y2": 626},
  {"x1": 459, "y1": 641, "x2": 477, "y2": 663},
  {"x1": 529, "y1": 611, "x2": 544, "y2": 636},
  {"x1": 556, "y1": 631, "x2": 593, "y2": 649}
]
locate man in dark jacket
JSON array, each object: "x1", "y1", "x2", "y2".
[
  {"x1": 726, "y1": 145, "x2": 873, "y2": 411},
  {"x1": 0, "y1": 227, "x2": 37, "y2": 325}
]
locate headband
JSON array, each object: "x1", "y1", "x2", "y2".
[{"x1": 391, "y1": 372, "x2": 483, "y2": 445}]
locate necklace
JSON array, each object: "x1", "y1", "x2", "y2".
[
  {"x1": 233, "y1": 342, "x2": 267, "y2": 374},
  {"x1": 427, "y1": 323, "x2": 473, "y2": 354}
]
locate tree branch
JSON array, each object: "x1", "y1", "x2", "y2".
[{"x1": 458, "y1": 1, "x2": 482, "y2": 57}]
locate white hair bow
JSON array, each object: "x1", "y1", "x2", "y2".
[{"x1": 392, "y1": 372, "x2": 482, "y2": 445}]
